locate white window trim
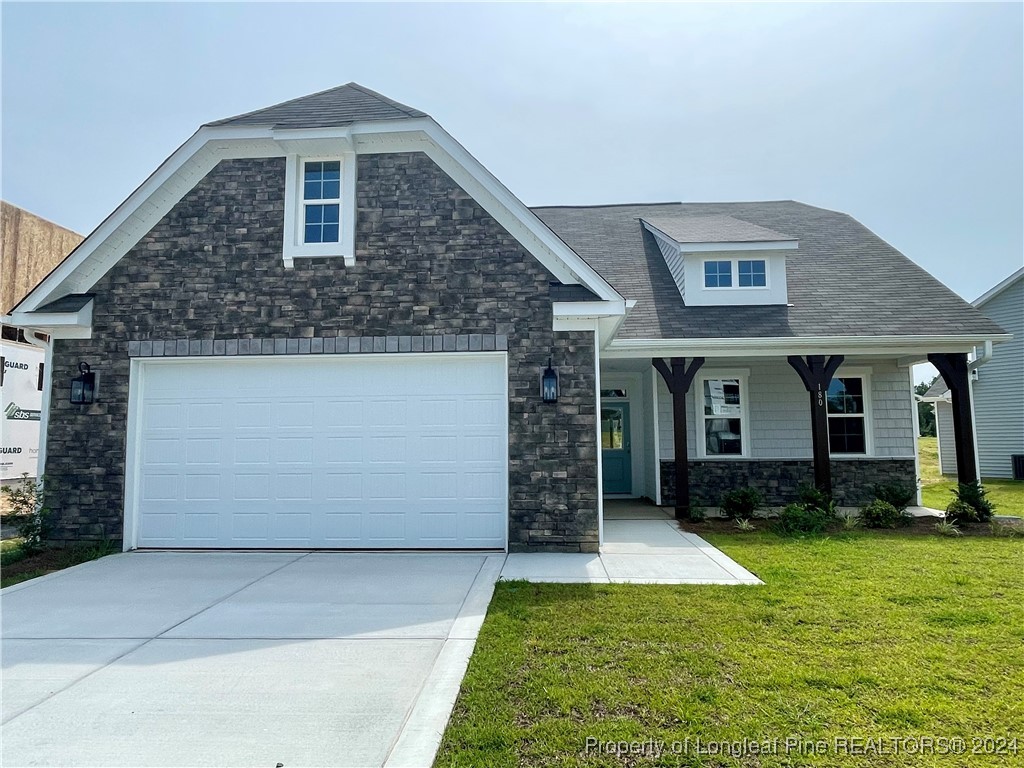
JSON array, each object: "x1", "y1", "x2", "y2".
[
  {"x1": 282, "y1": 153, "x2": 356, "y2": 268},
  {"x1": 701, "y1": 257, "x2": 770, "y2": 290},
  {"x1": 694, "y1": 370, "x2": 751, "y2": 459},
  {"x1": 827, "y1": 367, "x2": 874, "y2": 457}
]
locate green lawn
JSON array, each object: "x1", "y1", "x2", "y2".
[
  {"x1": 917, "y1": 436, "x2": 1024, "y2": 514},
  {"x1": 438, "y1": 532, "x2": 1024, "y2": 767}
]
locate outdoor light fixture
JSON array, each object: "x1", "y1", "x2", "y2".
[
  {"x1": 541, "y1": 358, "x2": 559, "y2": 403},
  {"x1": 70, "y1": 362, "x2": 96, "y2": 405}
]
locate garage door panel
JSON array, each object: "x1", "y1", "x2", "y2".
[{"x1": 132, "y1": 356, "x2": 507, "y2": 549}]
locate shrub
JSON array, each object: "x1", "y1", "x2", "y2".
[
  {"x1": 934, "y1": 520, "x2": 963, "y2": 537},
  {"x1": 861, "y1": 499, "x2": 910, "y2": 529},
  {"x1": 945, "y1": 498, "x2": 978, "y2": 525},
  {"x1": 720, "y1": 488, "x2": 764, "y2": 520},
  {"x1": 774, "y1": 502, "x2": 834, "y2": 536},
  {"x1": 0, "y1": 474, "x2": 50, "y2": 553},
  {"x1": 872, "y1": 484, "x2": 916, "y2": 512},
  {"x1": 840, "y1": 510, "x2": 862, "y2": 530},
  {"x1": 949, "y1": 481, "x2": 995, "y2": 522},
  {"x1": 734, "y1": 518, "x2": 757, "y2": 532},
  {"x1": 796, "y1": 484, "x2": 838, "y2": 517}
]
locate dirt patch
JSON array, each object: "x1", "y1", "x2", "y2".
[{"x1": 2, "y1": 548, "x2": 67, "y2": 578}]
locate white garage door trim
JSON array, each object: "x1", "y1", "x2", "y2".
[{"x1": 123, "y1": 352, "x2": 509, "y2": 551}]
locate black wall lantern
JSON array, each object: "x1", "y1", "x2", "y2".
[
  {"x1": 70, "y1": 362, "x2": 96, "y2": 405},
  {"x1": 541, "y1": 357, "x2": 559, "y2": 403}
]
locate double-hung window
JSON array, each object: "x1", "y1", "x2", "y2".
[
  {"x1": 282, "y1": 154, "x2": 355, "y2": 267},
  {"x1": 302, "y1": 161, "x2": 341, "y2": 244},
  {"x1": 698, "y1": 375, "x2": 748, "y2": 456},
  {"x1": 827, "y1": 377, "x2": 868, "y2": 454}
]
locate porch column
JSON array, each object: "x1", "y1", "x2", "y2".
[
  {"x1": 788, "y1": 354, "x2": 845, "y2": 495},
  {"x1": 653, "y1": 357, "x2": 704, "y2": 518},
  {"x1": 927, "y1": 352, "x2": 977, "y2": 484}
]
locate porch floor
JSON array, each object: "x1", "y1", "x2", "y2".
[{"x1": 501, "y1": 501, "x2": 762, "y2": 585}]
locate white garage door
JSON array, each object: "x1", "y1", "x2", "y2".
[{"x1": 128, "y1": 354, "x2": 507, "y2": 549}]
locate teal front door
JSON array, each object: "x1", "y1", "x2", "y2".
[{"x1": 601, "y1": 403, "x2": 632, "y2": 494}]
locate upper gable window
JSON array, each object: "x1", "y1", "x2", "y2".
[
  {"x1": 283, "y1": 154, "x2": 356, "y2": 268},
  {"x1": 302, "y1": 161, "x2": 341, "y2": 244}
]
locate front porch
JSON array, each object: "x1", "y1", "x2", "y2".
[{"x1": 597, "y1": 350, "x2": 977, "y2": 517}]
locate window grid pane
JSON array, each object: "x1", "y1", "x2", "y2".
[
  {"x1": 828, "y1": 416, "x2": 866, "y2": 454},
  {"x1": 738, "y1": 260, "x2": 767, "y2": 287},
  {"x1": 702, "y1": 379, "x2": 743, "y2": 456},
  {"x1": 827, "y1": 377, "x2": 864, "y2": 415},
  {"x1": 304, "y1": 203, "x2": 340, "y2": 243},
  {"x1": 704, "y1": 261, "x2": 733, "y2": 288},
  {"x1": 303, "y1": 161, "x2": 342, "y2": 202}
]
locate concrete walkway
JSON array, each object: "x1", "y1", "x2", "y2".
[
  {"x1": 1, "y1": 551, "x2": 503, "y2": 768},
  {"x1": 502, "y1": 509, "x2": 762, "y2": 585}
]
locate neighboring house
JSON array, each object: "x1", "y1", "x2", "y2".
[
  {"x1": 923, "y1": 268, "x2": 1024, "y2": 480},
  {"x1": 5, "y1": 83, "x2": 1009, "y2": 552},
  {"x1": 0, "y1": 202, "x2": 83, "y2": 480}
]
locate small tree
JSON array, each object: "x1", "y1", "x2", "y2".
[{"x1": 1, "y1": 474, "x2": 50, "y2": 553}]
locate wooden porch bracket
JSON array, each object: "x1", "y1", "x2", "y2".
[
  {"x1": 927, "y1": 352, "x2": 978, "y2": 484},
  {"x1": 653, "y1": 356, "x2": 704, "y2": 518},
  {"x1": 788, "y1": 354, "x2": 845, "y2": 495}
]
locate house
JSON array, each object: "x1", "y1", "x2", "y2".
[
  {"x1": 923, "y1": 267, "x2": 1023, "y2": 480},
  {"x1": 1, "y1": 202, "x2": 83, "y2": 480},
  {"x1": 5, "y1": 83, "x2": 1009, "y2": 552}
]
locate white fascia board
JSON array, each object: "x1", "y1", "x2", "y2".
[
  {"x1": 604, "y1": 333, "x2": 1014, "y2": 359},
  {"x1": 678, "y1": 241, "x2": 798, "y2": 253},
  {"x1": 973, "y1": 266, "x2": 1024, "y2": 307},
  {"x1": 8, "y1": 301, "x2": 94, "y2": 339},
  {"x1": 15, "y1": 117, "x2": 620, "y2": 318},
  {"x1": 553, "y1": 299, "x2": 635, "y2": 348}
]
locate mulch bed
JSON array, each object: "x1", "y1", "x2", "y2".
[
  {"x1": 678, "y1": 515, "x2": 1015, "y2": 538},
  {"x1": 2, "y1": 548, "x2": 67, "y2": 579}
]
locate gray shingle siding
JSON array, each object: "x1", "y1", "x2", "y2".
[
  {"x1": 974, "y1": 277, "x2": 1024, "y2": 478},
  {"x1": 534, "y1": 202, "x2": 1006, "y2": 340},
  {"x1": 657, "y1": 359, "x2": 916, "y2": 460}
]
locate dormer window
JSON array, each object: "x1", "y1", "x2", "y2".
[
  {"x1": 641, "y1": 215, "x2": 795, "y2": 306},
  {"x1": 704, "y1": 261, "x2": 733, "y2": 288},
  {"x1": 738, "y1": 259, "x2": 767, "y2": 287},
  {"x1": 703, "y1": 258, "x2": 768, "y2": 289},
  {"x1": 282, "y1": 153, "x2": 356, "y2": 268}
]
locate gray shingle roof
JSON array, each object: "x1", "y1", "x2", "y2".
[
  {"x1": 924, "y1": 378, "x2": 950, "y2": 398},
  {"x1": 642, "y1": 214, "x2": 793, "y2": 243},
  {"x1": 206, "y1": 83, "x2": 427, "y2": 129},
  {"x1": 533, "y1": 201, "x2": 1008, "y2": 340}
]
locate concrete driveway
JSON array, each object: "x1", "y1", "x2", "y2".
[{"x1": 1, "y1": 551, "x2": 503, "y2": 768}]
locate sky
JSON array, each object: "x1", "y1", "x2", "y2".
[{"x1": 2, "y1": 2, "x2": 1021, "y2": 383}]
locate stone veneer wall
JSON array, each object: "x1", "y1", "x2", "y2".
[
  {"x1": 46, "y1": 153, "x2": 598, "y2": 552},
  {"x1": 660, "y1": 459, "x2": 918, "y2": 507}
]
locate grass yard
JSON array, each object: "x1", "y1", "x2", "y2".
[
  {"x1": 438, "y1": 531, "x2": 1024, "y2": 767},
  {"x1": 917, "y1": 436, "x2": 1024, "y2": 514}
]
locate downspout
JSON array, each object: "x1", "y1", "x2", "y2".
[{"x1": 23, "y1": 331, "x2": 53, "y2": 484}]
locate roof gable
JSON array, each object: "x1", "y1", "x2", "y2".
[{"x1": 206, "y1": 82, "x2": 427, "y2": 129}]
